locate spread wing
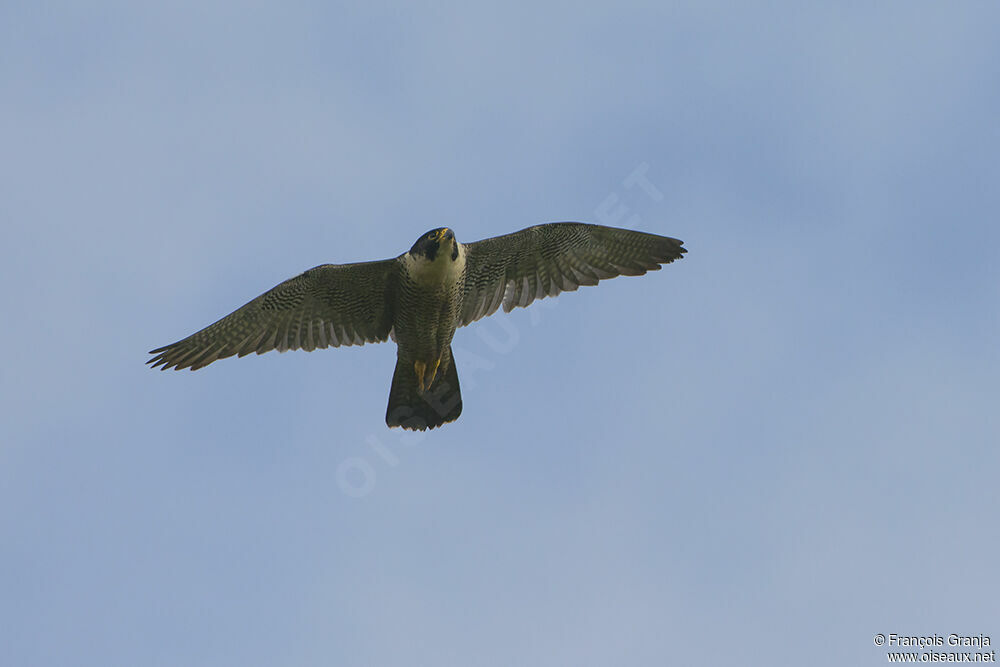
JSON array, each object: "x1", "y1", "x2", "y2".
[
  {"x1": 148, "y1": 258, "x2": 399, "y2": 370},
  {"x1": 459, "y1": 222, "x2": 685, "y2": 326}
]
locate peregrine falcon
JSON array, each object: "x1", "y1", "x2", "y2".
[{"x1": 148, "y1": 222, "x2": 686, "y2": 430}]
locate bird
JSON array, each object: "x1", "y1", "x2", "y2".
[{"x1": 148, "y1": 222, "x2": 686, "y2": 430}]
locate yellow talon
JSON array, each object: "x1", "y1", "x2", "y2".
[
  {"x1": 414, "y1": 357, "x2": 443, "y2": 392},
  {"x1": 426, "y1": 357, "x2": 441, "y2": 388}
]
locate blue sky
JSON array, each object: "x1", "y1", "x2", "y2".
[{"x1": 2, "y1": 2, "x2": 998, "y2": 665}]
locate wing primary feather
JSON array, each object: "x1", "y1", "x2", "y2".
[
  {"x1": 460, "y1": 222, "x2": 685, "y2": 327},
  {"x1": 315, "y1": 318, "x2": 328, "y2": 349}
]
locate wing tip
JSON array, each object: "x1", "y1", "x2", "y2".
[{"x1": 146, "y1": 344, "x2": 197, "y2": 371}]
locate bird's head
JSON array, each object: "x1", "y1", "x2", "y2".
[{"x1": 409, "y1": 227, "x2": 458, "y2": 262}]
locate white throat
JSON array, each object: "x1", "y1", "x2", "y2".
[{"x1": 405, "y1": 241, "x2": 466, "y2": 286}]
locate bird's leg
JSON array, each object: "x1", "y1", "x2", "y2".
[
  {"x1": 413, "y1": 357, "x2": 443, "y2": 392},
  {"x1": 425, "y1": 357, "x2": 441, "y2": 389},
  {"x1": 414, "y1": 360, "x2": 427, "y2": 392}
]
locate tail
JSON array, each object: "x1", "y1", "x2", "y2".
[{"x1": 386, "y1": 346, "x2": 463, "y2": 430}]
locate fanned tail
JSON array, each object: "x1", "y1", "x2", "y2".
[{"x1": 385, "y1": 346, "x2": 462, "y2": 430}]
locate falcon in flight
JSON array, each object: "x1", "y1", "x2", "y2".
[{"x1": 148, "y1": 222, "x2": 686, "y2": 430}]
